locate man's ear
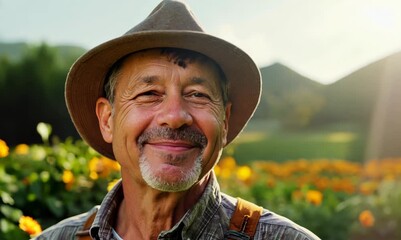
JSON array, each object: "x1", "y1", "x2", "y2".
[
  {"x1": 222, "y1": 102, "x2": 232, "y2": 146},
  {"x1": 96, "y1": 97, "x2": 113, "y2": 143}
]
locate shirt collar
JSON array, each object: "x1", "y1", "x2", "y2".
[
  {"x1": 90, "y1": 173, "x2": 223, "y2": 239},
  {"x1": 159, "y1": 173, "x2": 223, "y2": 238},
  {"x1": 90, "y1": 179, "x2": 124, "y2": 239}
]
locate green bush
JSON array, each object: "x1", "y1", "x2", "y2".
[{"x1": 0, "y1": 123, "x2": 120, "y2": 239}]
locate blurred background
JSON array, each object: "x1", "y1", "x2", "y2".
[{"x1": 1, "y1": 0, "x2": 401, "y2": 239}]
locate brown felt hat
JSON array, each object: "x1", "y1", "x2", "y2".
[{"x1": 65, "y1": 0, "x2": 261, "y2": 160}]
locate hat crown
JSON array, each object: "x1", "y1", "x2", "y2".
[{"x1": 126, "y1": 0, "x2": 204, "y2": 35}]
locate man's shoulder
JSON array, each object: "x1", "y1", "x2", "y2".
[
  {"x1": 32, "y1": 206, "x2": 99, "y2": 240},
  {"x1": 256, "y1": 211, "x2": 320, "y2": 240},
  {"x1": 220, "y1": 193, "x2": 320, "y2": 240}
]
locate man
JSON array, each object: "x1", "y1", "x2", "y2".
[{"x1": 35, "y1": 0, "x2": 320, "y2": 239}]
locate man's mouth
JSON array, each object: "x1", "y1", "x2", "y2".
[
  {"x1": 138, "y1": 126, "x2": 207, "y2": 152},
  {"x1": 146, "y1": 140, "x2": 197, "y2": 152}
]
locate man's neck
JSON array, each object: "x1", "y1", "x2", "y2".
[{"x1": 115, "y1": 173, "x2": 211, "y2": 239}]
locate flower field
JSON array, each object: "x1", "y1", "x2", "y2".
[
  {"x1": 1, "y1": 125, "x2": 401, "y2": 239},
  {"x1": 215, "y1": 157, "x2": 401, "y2": 240}
]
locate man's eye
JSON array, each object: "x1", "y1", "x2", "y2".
[
  {"x1": 190, "y1": 92, "x2": 209, "y2": 99},
  {"x1": 133, "y1": 91, "x2": 160, "y2": 101},
  {"x1": 140, "y1": 91, "x2": 157, "y2": 96}
]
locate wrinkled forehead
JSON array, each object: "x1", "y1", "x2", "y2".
[{"x1": 120, "y1": 48, "x2": 222, "y2": 73}]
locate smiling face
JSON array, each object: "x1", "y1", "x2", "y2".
[{"x1": 96, "y1": 49, "x2": 231, "y2": 192}]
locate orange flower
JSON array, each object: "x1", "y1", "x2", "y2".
[
  {"x1": 292, "y1": 190, "x2": 303, "y2": 201},
  {"x1": 266, "y1": 177, "x2": 276, "y2": 188},
  {"x1": 306, "y1": 190, "x2": 323, "y2": 206},
  {"x1": 89, "y1": 156, "x2": 121, "y2": 179},
  {"x1": 359, "y1": 181, "x2": 378, "y2": 195},
  {"x1": 0, "y1": 139, "x2": 9, "y2": 158},
  {"x1": 359, "y1": 210, "x2": 375, "y2": 228},
  {"x1": 15, "y1": 144, "x2": 29, "y2": 155},
  {"x1": 19, "y1": 216, "x2": 42, "y2": 236}
]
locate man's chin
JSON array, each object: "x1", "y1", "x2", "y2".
[
  {"x1": 139, "y1": 157, "x2": 202, "y2": 192},
  {"x1": 145, "y1": 176, "x2": 196, "y2": 192}
]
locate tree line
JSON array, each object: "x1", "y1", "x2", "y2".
[{"x1": 0, "y1": 44, "x2": 81, "y2": 145}]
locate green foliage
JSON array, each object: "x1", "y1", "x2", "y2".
[
  {"x1": 267, "y1": 88, "x2": 325, "y2": 128},
  {"x1": 0, "y1": 125, "x2": 120, "y2": 239},
  {"x1": 0, "y1": 42, "x2": 84, "y2": 146},
  {"x1": 0, "y1": 164, "x2": 30, "y2": 239},
  {"x1": 344, "y1": 181, "x2": 401, "y2": 240}
]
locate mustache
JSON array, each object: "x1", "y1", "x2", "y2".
[{"x1": 137, "y1": 126, "x2": 208, "y2": 149}]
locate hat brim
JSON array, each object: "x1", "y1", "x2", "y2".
[{"x1": 66, "y1": 31, "x2": 261, "y2": 160}]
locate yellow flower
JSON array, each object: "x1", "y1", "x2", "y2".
[
  {"x1": 219, "y1": 156, "x2": 237, "y2": 171},
  {"x1": 0, "y1": 139, "x2": 9, "y2": 158},
  {"x1": 89, "y1": 156, "x2": 120, "y2": 179},
  {"x1": 236, "y1": 166, "x2": 252, "y2": 182},
  {"x1": 107, "y1": 179, "x2": 120, "y2": 191},
  {"x1": 90, "y1": 171, "x2": 99, "y2": 180},
  {"x1": 62, "y1": 170, "x2": 75, "y2": 190},
  {"x1": 19, "y1": 216, "x2": 42, "y2": 236},
  {"x1": 359, "y1": 210, "x2": 375, "y2": 228},
  {"x1": 214, "y1": 165, "x2": 221, "y2": 177},
  {"x1": 306, "y1": 190, "x2": 323, "y2": 206},
  {"x1": 15, "y1": 144, "x2": 29, "y2": 155}
]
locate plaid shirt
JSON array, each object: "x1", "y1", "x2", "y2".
[{"x1": 34, "y1": 173, "x2": 320, "y2": 240}]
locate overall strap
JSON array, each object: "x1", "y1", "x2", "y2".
[
  {"x1": 225, "y1": 198, "x2": 263, "y2": 240},
  {"x1": 76, "y1": 210, "x2": 97, "y2": 240}
]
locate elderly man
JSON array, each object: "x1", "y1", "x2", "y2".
[{"x1": 35, "y1": 0, "x2": 320, "y2": 239}]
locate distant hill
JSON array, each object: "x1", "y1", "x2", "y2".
[
  {"x1": 0, "y1": 42, "x2": 29, "y2": 61},
  {"x1": 314, "y1": 50, "x2": 401, "y2": 126},
  {"x1": 256, "y1": 51, "x2": 401, "y2": 127},
  {"x1": 0, "y1": 41, "x2": 86, "y2": 63},
  {"x1": 255, "y1": 63, "x2": 324, "y2": 125},
  {"x1": 260, "y1": 63, "x2": 323, "y2": 91}
]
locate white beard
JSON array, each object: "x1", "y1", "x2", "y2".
[{"x1": 139, "y1": 154, "x2": 203, "y2": 192}]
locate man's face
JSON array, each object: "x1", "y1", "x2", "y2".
[{"x1": 97, "y1": 49, "x2": 231, "y2": 192}]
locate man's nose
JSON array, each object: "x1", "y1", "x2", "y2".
[{"x1": 156, "y1": 95, "x2": 193, "y2": 129}]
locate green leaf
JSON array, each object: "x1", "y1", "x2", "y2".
[
  {"x1": 0, "y1": 219, "x2": 29, "y2": 240},
  {"x1": 45, "y1": 197, "x2": 64, "y2": 217},
  {"x1": 0, "y1": 205, "x2": 22, "y2": 222},
  {"x1": 0, "y1": 191, "x2": 15, "y2": 205}
]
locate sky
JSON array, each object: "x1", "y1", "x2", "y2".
[{"x1": 1, "y1": 0, "x2": 401, "y2": 84}]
